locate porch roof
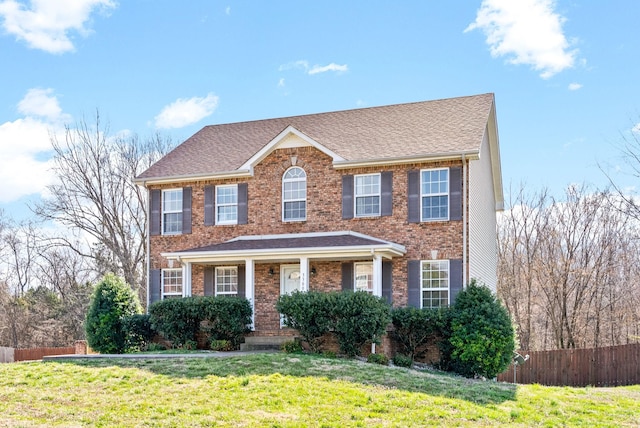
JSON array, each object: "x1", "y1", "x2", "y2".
[{"x1": 161, "y1": 231, "x2": 406, "y2": 263}]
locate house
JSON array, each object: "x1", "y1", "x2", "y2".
[{"x1": 134, "y1": 93, "x2": 503, "y2": 337}]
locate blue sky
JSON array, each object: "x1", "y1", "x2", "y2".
[{"x1": 1, "y1": 0, "x2": 639, "y2": 220}]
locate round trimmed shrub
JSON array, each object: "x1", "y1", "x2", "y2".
[
  {"x1": 85, "y1": 273, "x2": 142, "y2": 354},
  {"x1": 448, "y1": 280, "x2": 515, "y2": 379}
]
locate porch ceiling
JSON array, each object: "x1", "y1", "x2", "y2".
[{"x1": 161, "y1": 231, "x2": 406, "y2": 264}]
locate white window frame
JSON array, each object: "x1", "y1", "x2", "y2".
[
  {"x1": 215, "y1": 266, "x2": 238, "y2": 296},
  {"x1": 420, "y1": 260, "x2": 450, "y2": 309},
  {"x1": 282, "y1": 167, "x2": 307, "y2": 222},
  {"x1": 354, "y1": 173, "x2": 381, "y2": 217},
  {"x1": 354, "y1": 262, "x2": 373, "y2": 293},
  {"x1": 420, "y1": 168, "x2": 449, "y2": 222},
  {"x1": 161, "y1": 268, "x2": 183, "y2": 299},
  {"x1": 216, "y1": 184, "x2": 238, "y2": 225},
  {"x1": 162, "y1": 188, "x2": 183, "y2": 235}
]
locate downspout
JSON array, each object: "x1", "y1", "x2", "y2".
[
  {"x1": 145, "y1": 184, "x2": 151, "y2": 312},
  {"x1": 462, "y1": 154, "x2": 468, "y2": 288}
]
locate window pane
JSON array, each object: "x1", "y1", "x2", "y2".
[
  {"x1": 422, "y1": 195, "x2": 448, "y2": 220},
  {"x1": 355, "y1": 196, "x2": 380, "y2": 216},
  {"x1": 284, "y1": 167, "x2": 306, "y2": 180},
  {"x1": 163, "y1": 270, "x2": 182, "y2": 296},
  {"x1": 217, "y1": 205, "x2": 237, "y2": 222},
  {"x1": 216, "y1": 186, "x2": 237, "y2": 204},
  {"x1": 355, "y1": 174, "x2": 380, "y2": 196},
  {"x1": 284, "y1": 201, "x2": 306, "y2": 220},
  {"x1": 163, "y1": 212, "x2": 182, "y2": 233},
  {"x1": 163, "y1": 189, "x2": 182, "y2": 212}
]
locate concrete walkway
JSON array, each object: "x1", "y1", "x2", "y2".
[{"x1": 43, "y1": 350, "x2": 277, "y2": 361}]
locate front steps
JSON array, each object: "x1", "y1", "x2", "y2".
[{"x1": 240, "y1": 335, "x2": 297, "y2": 351}]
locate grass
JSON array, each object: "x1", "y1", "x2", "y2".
[{"x1": 0, "y1": 353, "x2": 638, "y2": 427}]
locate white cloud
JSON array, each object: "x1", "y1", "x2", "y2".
[
  {"x1": 0, "y1": 0, "x2": 116, "y2": 54},
  {"x1": 277, "y1": 78, "x2": 285, "y2": 87},
  {"x1": 308, "y1": 63, "x2": 348, "y2": 75},
  {"x1": 279, "y1": 60, "x2": 348, "y2": 75},
  {"x1": 568, "y1": 82, "x2": 582, "y2": 91},
  {"x1": 0, "y1": 89, "x2": 70, "y2": 203},
  {"x1": 225, "y1": 6, "x2": 231, "y2": 15},
  {"x1": 632, "y1": 123, "x2": 640, "y2": 134},
  {"x1": 154, "y1": 93, "x2": 219, "y2": 129},
  {"x1": 465, "y1": 0, "x2": 578, "y2": 79}
]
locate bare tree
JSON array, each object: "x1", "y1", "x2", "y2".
[{"x1": 34, "y1": 113, "x2": 174, "y2": 301}]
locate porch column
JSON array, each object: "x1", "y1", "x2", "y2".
[
  {"x1": 245, "y1": 258, "x2": 255, "y2": 329},
  {"x1": 372, "y1": 254, "x2": 382, "y2": 297},
  {"x1": 300, "y1": 256, "x2": 309, "y2": 292},
  {"x1": 183, "y1": 262, "x2": 192, "y2": 297}
]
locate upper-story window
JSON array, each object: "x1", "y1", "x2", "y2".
[
  {"x1": 162, "y1": 268, "x2": 183, "y2": 299},
  {"x1": 162, "y1": 189, "x2": 183, "y2": 234},
  {"x1": 421, "y1": 168, "x2": 449, "y2": 221},
  {"x1": 282, "y1": 167, "x2": 306, "y2": 221},
  {"x1": 354, "y1": 262, "x2": 373, "y2": 293},
  {"x1": 355, "y1": 174, "x2": 381, "y2": 217},
  {"x1": 421, "y1": 260, "x2": 449, "y2": 308},
  {"x1": 216, "y1": 184, "x2": 238, "y2": 225}
]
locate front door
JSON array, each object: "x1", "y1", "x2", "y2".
[
  {"x1": 281, "y1": 264, "x2": 302, "y2": 295},
  {"x1": 280, "y1": 264, "x2": 301, "y2": 327}
]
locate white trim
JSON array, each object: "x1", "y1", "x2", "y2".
[
  {"x1": 134, "y1": 170, "x2": 251, "y2": 186},
  {"x1": 354, "y1": 173, "x2": 381, "y2": 218},
  {"x1": 245, "y1": 259, "x2": 255, "y2": 329},
  {"x1": 420, "y1": 167, "x2": 450, "y2": 222},
  {"x1": 282, "y1": 166, "x2": 307, "y2": 222},
  {"x1": 333, "y1": 151, "x2": 480, "y2": 170},
  {"x1": 420, "y1": 260, "x2": 450, "y2": 309},
  {"x1": 215, "y1": 266, "x2": 239, "y2": 295},
  {"x1": 215, "y1": 184, "x2": 238, "y2": 225}
]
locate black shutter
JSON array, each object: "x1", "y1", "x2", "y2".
[
  {"x1": 204, "y1": 186, "x2": 214, "y2": 226},
  {"x1": 150, "y1": 189, "x2": 161, "y2": 236},
  {"x1": 341, "y1": 262, "x2": 353, "y2": 291},
  {"x1": 149, "y1": 269, "x2": 161, "y2": 306},
  {"x1": 382, "y1": 260, "x2": 393, "y2": 304},
  {"x1": 449, "y1": 167, "x2": 462, "y2": 221},
  {"x1": 381, "y1": 171, "x2": 393, "y2": 217},
  {"x1": 237, "y1": 265, "x2": 246, "y2": 298},
  {"x1": 204, "y1": 267, "x2": 214, "y2": 296},
  {"x1": 182, "y1": 187, "x2": 192, "y2": 234},
  {"x1": 342, "y1": 175, "x2": 354, "y2": 220},
  {"x1": 407, "y1": 170, "x2": 420, "y2": 223},
  {"x1": 449, "y1": 259, "x2": 463, "y2": 305},
  {"x1": 237, "y1": 183, "x2": 248, "y2": 225},
  {"x1": 407, "y1": 260, "x2": 421, "y2": 308}
]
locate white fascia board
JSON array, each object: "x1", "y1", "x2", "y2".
[
  {"x1": 485, "y1": 102, "x2": 504, "y2": 211},
  {"x1": 161, "y1": 244, "x2": 406, "y2": 264},
  {"x1": 133, "y1": 170, "x2": 252, "y2": 187},
  {"x1": 332, "y1": 151, "x2": 480, "y2": 170},
  {"x1": 239, "y1": 126, "x2": 345, "y2": 170}
]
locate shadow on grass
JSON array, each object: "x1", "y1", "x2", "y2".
[{"x1": 51, "y1": 352, "x2": 517, "y2": 405}]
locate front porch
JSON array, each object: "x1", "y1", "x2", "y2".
[{"x1": 157, "y1": 231, "x2": 405, "y2": 333}]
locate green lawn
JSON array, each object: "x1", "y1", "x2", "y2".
[{"x1": 0, "y1": 353, "x2": 638, "y2": 427}]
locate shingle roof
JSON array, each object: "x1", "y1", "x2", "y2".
[{"x1": 137, "y1": 93, "x2": 495, "y2": 181}]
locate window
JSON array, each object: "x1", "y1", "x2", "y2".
[
  {"x1": 421, "y1": 168, "x2": 449, "y2": 221},
  {"x1": 215, "y1": 266, "x2": 238, "y2": 295},
  {"x1": 216, "y1": 185, "x2": 238, "y2": 225},
  {"x1": 162, "y1": 189, "x2": 183, "y2": 234},
  {"x1": 162, "y1": 269, "x2": 183, "y2": 299},
  {"x1": 283, "y1": 167, "x2": 306, "y2": 221},
  {"x1": 354, "y1": 262, "x2": 373, "y2": 293},
  {"x1": 421, "y1": 260, "x2": 449, "y2": 308},
  {"x1": 355, "y1": 174, "x2": 380, "y2": 217}
]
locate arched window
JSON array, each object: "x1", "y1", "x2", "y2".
[{"x1": 282, "y1": 167, "x2": 306, "y2": 221}]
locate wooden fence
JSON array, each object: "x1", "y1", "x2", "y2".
[
  {"x1": 497, "y1": 343, "x2": 640, "y2": 387},
  {"x1": 0, "y1": 346, "x2": 76, "y2": 363}
]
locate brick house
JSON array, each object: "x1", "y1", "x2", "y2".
[{"x1": 135, "y1": 93, "x2": 503, "y2": 339}]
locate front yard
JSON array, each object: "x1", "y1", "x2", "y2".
[{"x1": 1, "y1": 353, "x2": 638, "y2": 426}]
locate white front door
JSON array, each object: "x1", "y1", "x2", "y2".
[
  {"x1": 280, "y1": 264, "x2": 301, "y2": 327},
  {"x1": 281, "y1": 264, "x2": 302, "y2": 295}
]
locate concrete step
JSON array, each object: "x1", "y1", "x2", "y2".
[{"x1": 240, "y1": 335, "x2": 298, "y2": 351}]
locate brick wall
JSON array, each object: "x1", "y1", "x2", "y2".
[{"x1": 150, "y1": 144, "x2": 466, "y2": 332}]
